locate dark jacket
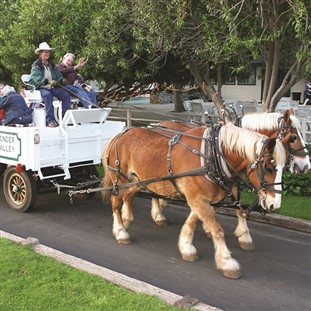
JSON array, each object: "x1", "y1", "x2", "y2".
[
  {"x1": 0, "y1": 92, "x2": 33, "y2": 125},
  {"x1": 57, "y1": 63, "x2": 84, "y2": 85},
  {"x1": 30, "y1": 59, "x2": 64, "y2": 89}
]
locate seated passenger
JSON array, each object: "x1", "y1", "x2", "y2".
[
  {"x1": 303, "y1": 74, "x2": 311, "y2": 106},
  {"x1": 57, "y1": 53, "x2": 97, "y2": 108},
  {"x1": 0, "y1": 85, "x2": 33, "y2": 126},
  {"x1": 29, "y1": 42, "x2": 71, "y2": 127}
]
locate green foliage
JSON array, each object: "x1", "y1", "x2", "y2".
[
  {"x1": 282, "y1": 171, "x2": 311, "y2": 196},
  {"x1": 0, "y1": 0, "x2": 310, "y2": 101},
  {"x1": 0, "y1": 0, "x2": 99, "y2": 88},
  {"x1": 282, "y1": 144, "x2": 311, "y2": 196}
]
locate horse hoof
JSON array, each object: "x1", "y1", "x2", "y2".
[
  {"x1": 155, "y1": 220, "x2": 168, "y2": 226},
  {"x1": 117, "y1": 239, "x2": 132, "y2": 245},
  {"x1": 240, "y1": 242, "x2": 255, "y2": 251},
  {"x1": 181, "y1": 254, "x2": 200, "y2": 262},
  {"x1": 222, "y1": 269, "x2": 241, "y2": 279}
]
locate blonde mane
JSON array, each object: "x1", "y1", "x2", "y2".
[
  {"x1": 241, "y1": 111, "x2": 302, "y2": 131},
  {"x1": 289, "y1": 114, "x2": 302, "y2": 130},
  {"x1": 220, "y1": 123, "x2": 286, "y2": 166},
  {"x1": 241, "y1": 112, "x2": 281, "y2": 131}
]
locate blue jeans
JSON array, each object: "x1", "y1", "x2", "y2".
[
  {"x1": 39, "y1": 87, "x2": 71, "y2": 123},
  {"x1": 65, "y1": 85, "x2": 97, "y2": 108}
]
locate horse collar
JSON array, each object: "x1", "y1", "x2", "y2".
[{"x1": 200, "y1": 124, "x2": 240, "y2": 191}]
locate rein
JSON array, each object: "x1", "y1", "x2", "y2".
[
  {"x1": 105, "y1": 127, "x2": 209, "y2": 196},
  {"x1": 104, "y1": 125, "x2": 282, "y2": 215},
  {"x1": 278, "y1": 117, "x2": 308, "y2": 156},
  {"x1": 247, "y1": 137, "x2": 283, "y2": 195}
]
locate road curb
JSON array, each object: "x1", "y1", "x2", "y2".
[
  {"x1": 0, "y1": 230, "x2": 221, "y2": 311},
  {"x1": 216, "y1": 208, "x2": 311, "y2": 233}
]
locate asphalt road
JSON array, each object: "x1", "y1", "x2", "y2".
[{"x1": 1, "y1": 190, "x2": 310, "y2": 311}]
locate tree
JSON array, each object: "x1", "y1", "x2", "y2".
[
  {"x1": 1, "y1": 0, "x2": 309, "y2": 113},
  {"x1": 0, "y1": 0, "x2": 98, "y2": 86},
  {"x1": 85, "y1": 0, "x2": 310, "y2": 112},
  {"x1": 84, "y1": 1, "x2": 194, "y2": 111},
  {"x1": 255, "y1": 0, "x2": 310, "y2": 111}
]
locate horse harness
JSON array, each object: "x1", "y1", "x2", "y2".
[
  {"x1": 275, "y1": 117, "x2": 309, "y2": 175},
  {"x1": 238, "y1": 115, "x2": 308, "y2": 170},
  {"x1": 105, "y1": 125, "x2": 281, "y2": 214}
]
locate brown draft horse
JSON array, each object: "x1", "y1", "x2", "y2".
[
  {"x1": 149, "y1": 108, "x2": 310, "y2": 252},
  {"x1": 102, "y1": 123, "x2": 289, "y2": 278}
]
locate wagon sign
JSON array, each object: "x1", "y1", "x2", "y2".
[{"x1": 0, "y1": 131, "x2": 21, "y2": 161}]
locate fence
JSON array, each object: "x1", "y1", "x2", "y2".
[{"x1": 107, "y1": 106, "x2": 311, "y2": 143}]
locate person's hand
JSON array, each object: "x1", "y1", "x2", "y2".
[
  {"x1": 61, "y1": 79, "x2": 69, "y2": 85},
  {"x1": 49, "y1": 80, "x2": 58, "y2": 87},
  {"x1": 77, "y1": 58, "x2": 86, "y2": 68}
]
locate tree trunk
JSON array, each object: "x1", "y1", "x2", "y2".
[
  {"x1": 216, "y1": 64, "x2": 222, "y2": 95},
  {"x1": 270, "y1": 60, "x2": 307, "y2": 111},
  {"x1": 190, "y1": 63, "x2": 232, "y2": 123},
  {"x1": 173, "y1": 85, "x2": 185, "y2": 112},
  {"x1": 265, "y1": 40, "x2": 281, "y2": 111},
  {"x1": 261, "y1": 46, "x2": 273, "y2": 111}
]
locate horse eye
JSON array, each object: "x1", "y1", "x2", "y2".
[{"x1": 265, "y1": 166, "x2": 273, "y2": 173}]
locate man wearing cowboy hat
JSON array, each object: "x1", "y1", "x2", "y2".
[{"x1": 29, "y1": 42, "x2": 71, "y2": 127}]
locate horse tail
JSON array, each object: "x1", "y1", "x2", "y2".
[
  {"x1": 101, "y1": 131, "x2": 125, "y2": 201},
  {"x1": 101, "y1": 134, "x2": 116, "y2": 201},
  {"x1": 101, "y1": 169, "x2": 112, "y2": 202}
]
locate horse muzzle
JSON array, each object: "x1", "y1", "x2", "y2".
[
  {"x1": 291, "y1": 157, "x2": 311, "y2": 174},
  {"x1": 259, "y1": 195, "x2": 281, "y2": 213}
]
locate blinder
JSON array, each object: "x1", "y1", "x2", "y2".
[
  {"x1": 247, "y1": 137, "x2": 283, "y2": 195},
  {"x1": 277, "y1": 118, "x2": 309, "y2": 158}
]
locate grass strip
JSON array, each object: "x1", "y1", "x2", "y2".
[
  {"x1": 0, "y1": 238, "x2": 180, "y2": 311},
  {"x1": 240, "y1": 192, "x2": 311, "y2": 220}
]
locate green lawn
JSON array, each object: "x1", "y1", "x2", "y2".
[
  {"x1": 240, "y1": 192, "x2": 311, "y2": 220},
  {"x1": 0, "y1": 239, "x2": 180, "y2": 311}
]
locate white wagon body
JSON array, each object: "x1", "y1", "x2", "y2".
[{"x1": 0, "y1": 107, "x2": 125, "y2": 211}]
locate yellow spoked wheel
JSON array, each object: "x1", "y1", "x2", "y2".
[{"x1": 3, "y1": 167, "x2": 37, "y2": 212}]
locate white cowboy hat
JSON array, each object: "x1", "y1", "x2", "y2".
[{"x1": 35, "y1": 42, "x2": 55, "y2": 54}]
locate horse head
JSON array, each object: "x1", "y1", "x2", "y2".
[
  {"x1": 246, "y1": 136, "x2": 286, "y2": 213},
  {"x1": 241, "y1": 108, "x2": 310, "y2": 174},
  {"x1": 282, "y1": 108, "x2": 311, "y2": 173}
]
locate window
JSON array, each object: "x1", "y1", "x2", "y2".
[
  {"x1": 237, "y1": 66, "x2": 256, "y2": 85},
  {"x1": 223, "y1": 75, "x2": 236, "y2": 85}
]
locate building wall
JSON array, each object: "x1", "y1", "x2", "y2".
[
  {"x1": 221, "y1": 67, "x2": 262, "y2": 102},
  {"x1": 220, "y1": 67, "x2": 306, "y2": 104},
  {"x1": 290, "y1": 78, "x2": 305, "y2": 103}
]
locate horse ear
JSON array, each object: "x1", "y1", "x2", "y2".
[
  {"x1": 283, "y1": 108, "x2": 294, "y2": 123},
  {"x1": 266, "y1": 137, "x2": 277, "y2": 153}
]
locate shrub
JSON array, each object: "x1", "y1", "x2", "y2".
[
  {"x1": 282, "y1": 143, "x2": 311, "y2": 196},
  {"x1": 282, "y1": 170, "x2": 311, "y2": 196}
]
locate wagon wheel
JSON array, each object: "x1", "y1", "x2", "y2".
[{"x1": 3, "y1": 167, "x2": 37, "y2": 212}]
